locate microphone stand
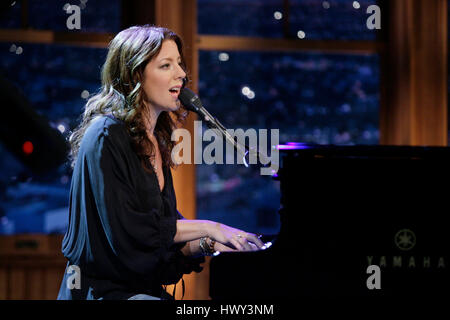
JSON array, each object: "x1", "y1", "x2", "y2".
[{"x1": 189, "y1": 104, "x2": 268, "y2": 167}]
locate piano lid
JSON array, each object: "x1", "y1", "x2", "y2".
[{"x1": 276, "y1": 142, "x2": 450, "y2": 160}]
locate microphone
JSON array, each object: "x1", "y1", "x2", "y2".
[
  {"x1": 179, "y1": 87, "x2": 221, "y2": 127},
  {"x1": 179, "y1": 87, "x2": 268, "y2": 167},
  {"x1": 178, "y1": 87, "x2": 200, "y2": 112}
]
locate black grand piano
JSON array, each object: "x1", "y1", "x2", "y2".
[{"x1": 210, "y1": 143, "x2": 450, "y2": 298}]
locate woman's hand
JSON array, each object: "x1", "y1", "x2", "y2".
[
  {"x1": 213, "y1": 242, "x2": 235, "y2": 252},
  {"x1": 206, "y1": 222, "x2": 265, "y2": 252},
  {"x1": 213, "y1": 242, "x2": 259, "y2": 253}
]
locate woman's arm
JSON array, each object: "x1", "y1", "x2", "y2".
[{"x1": 173, "y1": 219, "x2": 210, "y2": 243}]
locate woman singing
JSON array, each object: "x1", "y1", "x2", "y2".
[{"x1": 57, "y1": 25, "x2": 264, "y2": 300}]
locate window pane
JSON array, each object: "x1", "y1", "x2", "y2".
[
  {"x1": 0, "y1": 1, "x2": 22, "y2": 28},
  {"x1": 196, "y1": 50, "x2": 379, "y2": 234},
  {"x1": 198, "y1": 0, "x2": 378, "y2": 40},
  {"x1": 0, "y1": 42, "x2": 106, "y2": 124},
  {"x1": 198, "y1": 50, "x2": 379, "y2": 144},
  {"x1": 0, "y1": 43, "x2": 106, "y2": 234},
  {"x1": 290, "y1": 0, "x2": 377, "y2": 40},
  {"x1": 198, "y1": 0, "x2": 285, "y2": 37},
  {"x1": 28, "y1": 0, "x2": 121, "y2": 32},
  {"x1": 0, "y1": 1, "x2": 121, "y2": 32}
]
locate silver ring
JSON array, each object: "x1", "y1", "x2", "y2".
[{"x1": 237, "y1": 234, "x2": 243, "y2": 238}]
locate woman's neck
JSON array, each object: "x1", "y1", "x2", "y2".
[{"x1": 143, "y1": 102, "x2": 161, "y2": 137}]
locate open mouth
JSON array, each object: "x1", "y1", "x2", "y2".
[{"x1": 169, "y1": 87, "x2": 180, "y2": 98}]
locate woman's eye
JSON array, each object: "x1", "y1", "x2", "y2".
[{"x1": 161, "y1": 62, "x2": 182, "y2": 69}]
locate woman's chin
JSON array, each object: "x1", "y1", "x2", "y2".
[
  {"x1": 157, "y1": 100, "x2": 180, "y2": 113},
  {"x1": 170, "y1": 100, "x2": 181, "y2": 111}
]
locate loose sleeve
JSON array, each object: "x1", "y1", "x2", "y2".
[{"x1": 157, "y1": 211, "x2": 205, "y2": 285}]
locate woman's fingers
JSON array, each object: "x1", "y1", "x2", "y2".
[
  {"x1": 236, "y1": 235, "x2": 253, "y2": 251},
  {"x1": 214, "y1": 242, "x2": 237, "y2": 252},
  {"x1": 245, "y1": 233, "x2": 265, "y2": 249},
  {"x1": 212, "y1": 223, "x2": 266, "y2": 252},
  {"x1": 236, "y1": 232, "x2": 264, "y2": 249},
  {"x1": 229, "y1": 238, "x2": 244, "y2": 251},
  {"x1": 234, "y1": 233, "x2": 265, "y2": 252}
]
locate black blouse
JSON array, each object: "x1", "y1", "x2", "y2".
[{"x1": 57, "y1": 115, "x2": 204, "y2": 300}]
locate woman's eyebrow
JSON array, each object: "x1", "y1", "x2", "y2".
[{"x1": 159, "y1": 56, "x2": 182, "y2": 63}]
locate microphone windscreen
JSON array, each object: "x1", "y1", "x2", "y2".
[{"x1": 179, "y1": 87, "x2": 202, "y2": 111}]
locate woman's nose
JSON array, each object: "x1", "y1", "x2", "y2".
[{"x1": 176, "y1": 64, "x2": 187, "y2": 80}]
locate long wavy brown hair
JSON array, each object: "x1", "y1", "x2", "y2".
[{"x1": 68, "y1": 25, "x2": 189, "y2": 173}]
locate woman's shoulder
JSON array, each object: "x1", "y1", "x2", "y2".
[
  {"x1": 81, "y1": 114, "x2": 130, "y2": 152},
  {"x1": 85, "y1": 114, "x2": 127, "y2": 139}
]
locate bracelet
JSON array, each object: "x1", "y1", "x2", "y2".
[
  {"x1": 199, "y1": 237, "x2": 216, "y2": 256},
  {"x1": 208, "y1": 237, "x2": 216, "y2": 254}
]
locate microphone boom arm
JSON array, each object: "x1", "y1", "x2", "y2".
[{"x1": 190, "y1": 103, "x2": 267, "y2": 167}]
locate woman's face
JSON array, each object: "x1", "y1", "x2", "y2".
[{"x1": 141, "y1": 40, "x2": 186, "y2": 115}]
